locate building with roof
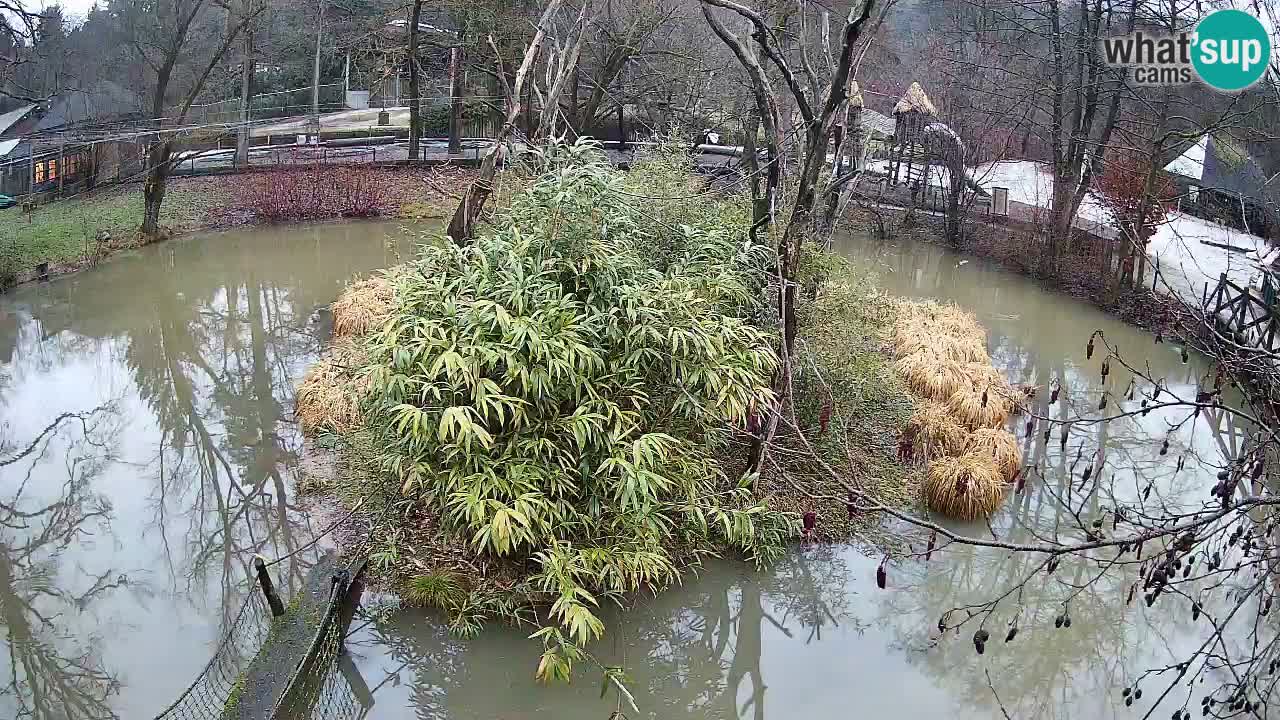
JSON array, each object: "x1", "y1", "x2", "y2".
[
  {"x1": 1163, "y1": 133, "x2": 1276, "y2": 238},
  {"x1": 0, "y1": 82, "x2": 145, "y2": 198}
]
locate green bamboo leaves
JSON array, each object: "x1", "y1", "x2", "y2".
[{"x1": 359, "y1": 140, "x2": 793, "y2": 675}]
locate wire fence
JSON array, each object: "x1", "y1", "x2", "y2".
[
  {"x1": 274, "y1": 612, "x2": 372, "y2": 720},
  {"x1": 151, "y1": 593, "x2": 273, "y2": 720},
  {"x1": 271, "y1": 563, "x2": 372, "y2": 720},
  {"x1": 150, "y1": 555, "x2": 370, "y2": 720}
]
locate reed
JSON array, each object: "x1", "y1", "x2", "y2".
[
  {"x1": 963, "y1": 427, "x2": 1022, "y2": 480},
  {"x1": 924, "y1": 453, "x2": 1007, "y2": 520},
  {"x1": 947, "y1": 382, "x2": 1016, "y2": 429},
  {"x1": 296, "y1": 340, "x2": 368, "y2": 434},
  {"x1": 332, "y1": 276, "x2": 394, "y2": 338},
  {"x1": 908, "y1": 401, "x2": 969, "y2": 457},
  {"x1": 895, "y1": 350, "x2": 970, "y2": 401}
]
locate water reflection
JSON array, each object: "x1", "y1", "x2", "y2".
[
  {"x1": 834, "y1": 230, "x2": 1250, "y2": 515},
  {"x1": 346, "y1": 230, "x2": 1249, "y2": 719},
  {"x1": 0, "y1": 405, "x2": 124, "y2": 719},
  {"x1": 0, "y1": 221, "x2": 421, "y2": 718},
  {"x1": 349, "y1": 549, "x2": 864, "y2": 720}
]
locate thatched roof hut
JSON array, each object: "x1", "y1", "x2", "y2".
[
  {"x1": 893, "y1": 82, "x2": 938, "y2": 117},
  {"x1": 892, "y1": 82, "x2": 937, "y2": 147},
  {"x1": 848, "y1": 79, "x2": 864, "y2": 109}
]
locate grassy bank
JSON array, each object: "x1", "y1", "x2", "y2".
[
  {"x1": 0, "y1": 166, "x2": 468, "y2": 290},
  {"x1": 0, "y1": 178, "x2": 230, "y2": 281}
]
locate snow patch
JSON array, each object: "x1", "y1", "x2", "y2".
[{"x1": 970, "y1": 160, "x2": 1270, "y2": 305}]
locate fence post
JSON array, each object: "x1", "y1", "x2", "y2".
[{"x1": 254, "y1": 556, "x2": 286, "y2": 617}]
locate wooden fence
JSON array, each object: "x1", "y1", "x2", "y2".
[{"x1": 1205, "y1": 273, "x2": 1280, "y2": 354}]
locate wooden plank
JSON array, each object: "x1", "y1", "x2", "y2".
[{"x1": 1227, "y1": 295, "x2": 1247, "y2": 331}]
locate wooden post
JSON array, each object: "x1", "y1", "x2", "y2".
[
  {"x1": 254, "y1": 556, "x2": 286, "y2": 616},
  {"x1": 447, "y1": 41, "x2": 463, "y2": 156},
  {"x1": 58, "y1": 142, "x2": 65, "y2": 195},
  {"x1": 616, "y1": 103, "x2": 626, "y2": 151}
]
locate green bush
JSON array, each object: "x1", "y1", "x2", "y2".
[{"x1": 359, "y1": 140, "x2": 793, "y2": 677}]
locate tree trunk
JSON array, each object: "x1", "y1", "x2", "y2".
[
  {"x1": 1043, "y1": 169, "x2": 1075, "y2": 276},
  {"x1": 536, "y1": 2, "x2": 591, "y2": 141},
  {"x1": 447, "y1": 1, "x2": 562, "y2": 244},
  {"x1": 310, "y1": 0, "x2": 323, "y2": 137},
  {"x1": 236, "y1": 26, "x2": 254, "y2": 167},
  {"x1": 1101, "y1": 235, "x2": 1115, "y2": 286},
  {"x1": 141, "y1": 140, "x2": 172, "y2": 237},
  {"x1": 567, "y1": 60, "x2": 580, "y2": 134},
  {"x1": 946, "y1": 193, "x2": 963, "y2": 246},
  {"x1": 741, "y1": 104, "x2": 760, "y2": 202},
  {"x1": 819, "y1": 122, "x2": 845, "y2": 237},
  {"x1": 407, "y1": 0, "x2": 423, "y2": 160}
]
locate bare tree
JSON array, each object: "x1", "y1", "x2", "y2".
[
  {"x1": 446, "y1": 0, "x2": 564, "y2": 244},
  {"x1": 0, "y1": 2, "x2": 47, "y2": 103},
  {"x1": 533, "y1": 0, "x2": 593, "y2": 140},
  {"x1": 407, "y1": 0, "x2": 425, "y2": 160},
  {"x1": 114, "y1": 0, "x2": 260, "y2": 236},
  {"x1": 700, "y1": 0, "x2": 881, "y2": 475},
  {"x1": 234, "y1": 0, "x2": 259, "y2": 167}
]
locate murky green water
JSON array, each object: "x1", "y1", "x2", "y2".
[
  {"x1": 0, "y1": 221, "x2": 420, "y2": 718},
  {"x1": 0, "y1": 222, "x2": 1245, "y2": 719},
  {"x1": 346, "y1": 231, "x2": 1245, "y2": 720}
]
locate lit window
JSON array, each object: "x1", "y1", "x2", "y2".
[
  {"x1": 48, "y1": 159, "x2": 58, "y2": 180},
  {"x1": 35, "y1": 162, "x2": 46, "y2": 183}
]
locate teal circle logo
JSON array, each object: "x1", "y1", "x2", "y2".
[{"x1": 1192, "y1": 9, "x2": 1271, "y2": 91}]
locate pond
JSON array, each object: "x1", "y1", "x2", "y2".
[
  {"x1": 0, "y1": 221, "x2": 1246, "y2": 719},
  {"x1": 341, "y1": 229, "x2": 1246, "y2": 720},
  {"x1": 0, "y1": 221, "x2": 419, "y2": 718}
]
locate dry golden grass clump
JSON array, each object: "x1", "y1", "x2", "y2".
[
  {"x1": 332, "y1": 275, "x2": 394, "y2": 338},
  {"x1": 924, "y1": 454, "x2": 1007, "y2": 520},
  {"x1": 896, "y1": 332, "x2": 989, "y2": 364},
  {"x1": 892, "y1": 302, "x2": 988, "y2": 363},
  {"x1": 890, "y1": 299, "x2": 1022, "y2": 520},
  {"x1": 932, "y1": 305, "x2": 985, "y2": 338},
  {"x1": 908, "y1": 401, "x2": 969, "y2": 457},
  {"x1": 296, "y1": 339, "x2": 370, "y2": 434},
  {"x1": 947, "y1": 382, "x2": 1017, "y2": 429},
  {"x1": 895, "y1": 350, "x2": 969, "y2": 401},
  {"x1": 962, "y1": 361, "x2": 1006, "y2": 389},
  {"x1": 963, "y1": 428, "x2": 1022, "y2": 480}
]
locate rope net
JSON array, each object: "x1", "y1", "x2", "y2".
[
  {"x1": 275, "y1": 616, "x2": 371, "y2": 720},
  {"x1": 152, "y1": 592, "x2": 272, "y2": 720}
]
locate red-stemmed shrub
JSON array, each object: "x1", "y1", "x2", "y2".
[{"x1": 238, "y1": 165, "x2": 386, "y2": 223}]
